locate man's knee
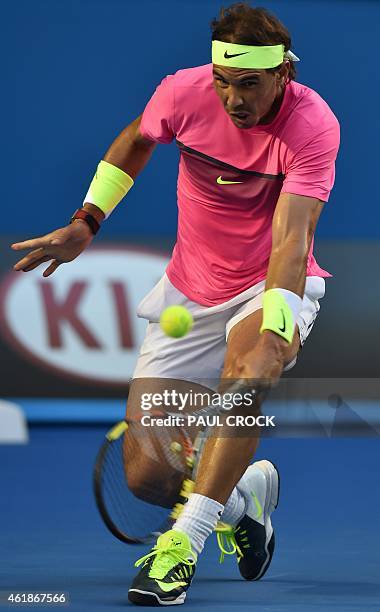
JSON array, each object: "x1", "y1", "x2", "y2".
[
  {"x1": 122, "y1": 426, "x2": 184, "y2": 507},
  {"x1": 125, "y1": 459, "x2": 182, "y2": 508}
]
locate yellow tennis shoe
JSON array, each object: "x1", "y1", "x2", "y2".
[
  {"x1": 128, "y1": 529, "x2": 197, "y2": 606},
  {"x1": 217, "y1": 460, "x2": 280, "y2": 580}
]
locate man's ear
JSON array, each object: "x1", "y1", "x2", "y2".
[{"x1": 277, "y1": 60, "x2": 290, "y2": 85}]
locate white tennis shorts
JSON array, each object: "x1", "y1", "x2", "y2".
[{"x1": 133, "y1": 274, "x2": 326, "y2": 384}]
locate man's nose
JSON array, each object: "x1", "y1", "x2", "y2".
[{"x1": 226, "y1": 88, "x2": 245, "y2": 110}]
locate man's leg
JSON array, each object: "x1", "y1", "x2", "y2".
[
  {"x1": 124, "y1": 278, "x2": 234, "y2": 507},
  {"x1": 124, "y1": 377, "x2": 214, "y2": 508},
  {"x1": 194, "y1": 309, "x2": 299, "y2": 502},
  {"x1": 172, "y1": 309, "x2": 299, "y2": 561}
]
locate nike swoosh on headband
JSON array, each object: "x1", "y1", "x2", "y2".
[{"x1": 224, "y1": 51, "x2": 250, "y2": 59}]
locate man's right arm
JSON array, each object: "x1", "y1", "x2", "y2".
[
  {"x1": 104, "y1": 114, "x2": 157, "y2": 178},
  {"x1": 11, "y1": 115, "x2": 156, "y2": 276},
  {"x1": 83, "y1": 114, "x2": 157, "y2": 223}
]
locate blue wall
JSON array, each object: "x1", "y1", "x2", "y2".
[{"x1": 3, "y1": 0, "x2": 379, "y2": 238}]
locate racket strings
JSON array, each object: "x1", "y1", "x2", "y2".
[{"x1": 103, "y1": 448, "x2": 131, "y2": 524}]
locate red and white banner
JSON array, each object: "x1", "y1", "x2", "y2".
[{"x1": 0, "y1": 246, "x2": 169, "y2": 387}]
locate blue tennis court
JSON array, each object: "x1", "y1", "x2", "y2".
[{"x1": 1, "y1": 409, "x2": 379, "y2": 611}]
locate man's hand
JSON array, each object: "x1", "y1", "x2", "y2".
[{"x1": 11, "y1": 220, "x2": 94, "y2": 277}]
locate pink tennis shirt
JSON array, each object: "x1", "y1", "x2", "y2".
[{"x1": 140, "y1": 64, "x2": 340, "y2": 306}]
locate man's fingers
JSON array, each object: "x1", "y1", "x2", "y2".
[
  {"x1": 11, "y1": 237, "x2": 52, "y2": 251},
  {"x1": 13, "y1": 248, "x2": 46, "y2": 271},
  {"x1": 22, "y1": 256, "x2": 51, "y2": 273},
  {"x1": 43, "y1": 260, "x2": 61, "y2": 278}
]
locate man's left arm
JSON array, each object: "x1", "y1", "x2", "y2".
[
  {"x1": 235, "y1": 113, "x2": 339, "y2": 383},
  {"x1": 266, "y1": 192, "x2": 323, "y2": 297},
  {"x1": 238, "y1": 192, "x2": 324, "y2": 383}
]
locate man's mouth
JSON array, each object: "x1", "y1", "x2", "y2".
[
  {"x1": 229, "y1": 111, "x2": 254, "y2": 126},
  {"x1": 229, "y1": 111, "x2": 250, "y2": 119}
]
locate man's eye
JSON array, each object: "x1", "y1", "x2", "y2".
[{"x1": 244, "y1": 81, "x2": 258, "y2": 87}]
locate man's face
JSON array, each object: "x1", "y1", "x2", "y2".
[{"x1": 212, "y1": 64, "x2": 285, "y2": 129}]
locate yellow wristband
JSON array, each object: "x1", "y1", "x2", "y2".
[
  {"x1": 260, "y1": 288, "x2": 302, "y2": 344},
  {"x1": 83, "y1": 160, "x2": 134, "y2": 217}
]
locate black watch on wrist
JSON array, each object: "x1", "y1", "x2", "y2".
[{"x1": 70, "y1": 209, "x2": 100, "y2": 235}]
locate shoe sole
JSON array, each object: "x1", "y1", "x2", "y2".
[
  {"x1": 128, "y1": 588, "x2": 186, "y2": 606},
  {"x1": 247, "y1": 459, "x2": 280, "y2": 581}
]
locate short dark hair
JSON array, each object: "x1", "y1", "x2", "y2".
[{"x1": 211, "y1": 2, "x2": 296, "y2": 82}]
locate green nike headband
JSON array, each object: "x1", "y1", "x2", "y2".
[{"x1": 212, "y1": 40, "x2": 299, "y2": 69}]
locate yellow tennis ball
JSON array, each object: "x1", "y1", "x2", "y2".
[{"x1": 159, "y1": 305, "x2": 193, "y2": 338}]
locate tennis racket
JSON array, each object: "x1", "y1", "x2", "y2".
[{"x1": 93, "y1": 379, "x2": 256, "y2": 544}]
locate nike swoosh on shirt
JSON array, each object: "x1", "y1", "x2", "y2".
[
  {"x1": 156, "y1": 580, "x2": 187, "y2": 592},
  {"x1": 250, "y1": 490, "x2": 263, "y2": 520},
  {"x1": 217, "y1": 176, "x2": 243, "y2": 185}
]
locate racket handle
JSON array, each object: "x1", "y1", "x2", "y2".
[{"x1": 169, "y1": 478, "x2": 195, "y2": 521}]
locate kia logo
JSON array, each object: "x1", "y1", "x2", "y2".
[{"x1": 0, "y1": 246, "x2": 169, "y2": 386}]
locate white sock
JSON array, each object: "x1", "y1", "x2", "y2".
[
  {"x1": 220, "y1": 486, "x2": 247, "y2": 526},
  {"x1": 173, "y1": 493, "x2": 224, "y2": 556}
]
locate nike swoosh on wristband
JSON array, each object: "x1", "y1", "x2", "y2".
[
  {"x1": 224, "y1": 51, "x2": 250, "y2": 59},
  {"x1": 156, "y1": 580, "x2": 187, "y2": 592},
  {"x1": 279, "y1": 310, "x2": 286, "y2": 333},
  {"x1": 250, "y1": 490, "x2": 263, "y2": 519},
  {"x1": 217, "y1": 176, "x2": 243, "y2": 185}
]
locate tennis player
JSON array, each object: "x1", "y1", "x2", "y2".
[{"x1": 12, "y1": 2, "x2": 340, "y2": 606}]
